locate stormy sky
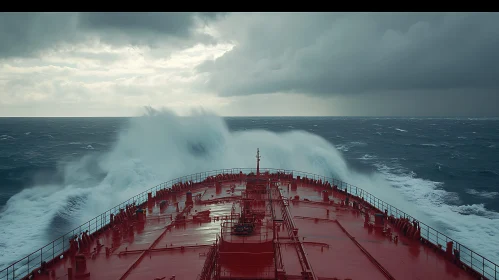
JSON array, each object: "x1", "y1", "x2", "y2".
[{"x1": 1, "y1": 12, "x2": 498, "y2": 117}]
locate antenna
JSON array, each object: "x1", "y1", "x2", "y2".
[{"x1": 256, "y1": 148, "x2": 261, "y2": 177}]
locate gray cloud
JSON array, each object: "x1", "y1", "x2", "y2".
[
  {"x1": 78, "y1": 13, "x2": 195, "y2": 35},
  {"x1": 0, "y1": 12, "x2": 221, "y2": 58},
  {"x1": 2, "y1": 12, "x2": 498, "y2": 117},
  {"x1": 78, "y1": 12, "x2": 224, "y2": 33},
  {"x1": 197, "y1": 13, "x2": 499, "y2": 97},
  {"x1": 0, "y1": 13, "x2": 79, "y2": 58},
  {"x1": 329, "y1": 89, "x2": 499, "y2": 117}
]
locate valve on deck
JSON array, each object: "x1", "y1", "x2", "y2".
[
  {"x1": 215, "y1": 181, "x2": 222, "y2": 194},
  {"x1": 446, "y1": 241, "x2": 454, "y2": 259},
  {"x1": 39, "y1": 261, "x2": 49, "y2": 275},
  {"x1": 322, "y1": 191, "x2": 329, "y2": 202},
  {"x1": 185, "y1": 191, "x2": 193, "y2": 206},
  {"x1": 112, "y1": 226, "x2": 121, "y2": 242},
  {"x1": 69, "y1": 236, "x2": 79, "y2": 256},
  {"x1": 159, "y1": 200, "x2": 168, "y2": 213},
  {"x1": 136, "y1": 208, "x2": 145, "y2": 222},
  {"x1": 74, "y1": 254, "x2": 90, "y2": 278},
  {"x1": 374, "y1": 213, "x2": 384, "y2": 227}
]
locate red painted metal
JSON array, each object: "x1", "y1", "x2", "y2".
[
  {"x1": 118, "y1": 204, "x2": 192, "y2": 280},
  {"x1": 335, "y1": 219, "x2": 395, "y2": 280},
  {"x1": 1, "y1": 150, "x2": 497, "y2": 280}
]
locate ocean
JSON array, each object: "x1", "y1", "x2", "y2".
[{"x1": 0, "y1": 112, "x2": 498, "y2": 270}]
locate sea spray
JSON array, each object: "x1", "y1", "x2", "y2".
[{"x1": 0, "y1": 108, "x2": 497, "y2": 270}]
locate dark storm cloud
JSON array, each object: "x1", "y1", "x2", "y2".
[
  {"x1": 0, "y1": 12, "x2": 221, "y2": 58},
  {"x1": 0, "y1": 13, "x2": 79, "y2": 58},
  {"x1": 332, "y1": 89, "x2": 499, "y2": 117},
  {"x1": 78, "y1": 12, "x2": 224, "y2": 38},
  {"x1": 78, "y1": 13, "x2": 196, "y2": 36},
  {"x1": 197, "y1": 12, "x2": 499, "y2": 97}
]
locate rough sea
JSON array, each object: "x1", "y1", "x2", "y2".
[{"x1": 0, "y1": 111, "x2": 498, "y2": 270}]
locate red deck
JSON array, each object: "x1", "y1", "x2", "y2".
[
  {"x1": 1, "y1": 151, "x2": 494, "y2": 280},
  {"x1": 14, "y1": 179, "x2": 484, "y2": 279}
]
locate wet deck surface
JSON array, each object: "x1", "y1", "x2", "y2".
[{"x1": 31, "y1": 176, "x2": 475, "y2": 280}]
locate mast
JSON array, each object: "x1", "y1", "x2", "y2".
[{"x1": 256, "y1": 148, "x2": 261, "y2": 177}]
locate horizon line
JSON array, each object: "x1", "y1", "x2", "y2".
[{"x1": 0, "y1": 115, "x2": 498, "y2": 118}]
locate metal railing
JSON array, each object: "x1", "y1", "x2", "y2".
[{"x1": 0, "y1": 168, "x2": 497, "y2": 280}]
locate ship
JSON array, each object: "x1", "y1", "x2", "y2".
[{"x1": 1, "y1": 149, "x2": 498, "y2": 280}]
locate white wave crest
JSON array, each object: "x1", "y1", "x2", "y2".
[{"x1": 0, "y1": 107, "x2": 497, "y2": 270}]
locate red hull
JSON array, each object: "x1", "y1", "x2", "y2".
[{"x1": 1, "y1": 156, "x2": 497, "y2": 280}]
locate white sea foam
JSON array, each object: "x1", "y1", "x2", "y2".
[
  {"x1": 335, "y1": 141, "x2": 367, "y2": 152},
  {"x1": 358, "y1": 154, "x2": 377, "y2": 161},
  {"x1": 0, "y1": 108, "x2": 497, "y2": 271},
  {"x1": 466, "y1": 189, "x2": 499, "y2": 199},
  {"x1": 374, "y1": 163, "x2": 499, "y2": 265},
  {"x1": 421, "y1": 143, "x2": 437, "y2": 147},
  {"x1": 0, "y1": 135, "x2": 14, "y2": 141}
]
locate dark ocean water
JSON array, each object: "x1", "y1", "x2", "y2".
[{"x1": 0, "y1": 115, "x2": 498, "y2": 269}]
